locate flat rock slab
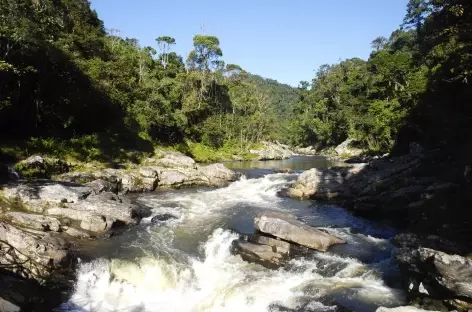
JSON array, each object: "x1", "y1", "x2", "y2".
[
  {"x1": 1, "y1": 180, "x2": 92, "y2": 209},
  {"x1": 376, "y1": 307, "x2": 440, "y2": 312},
  {"x1": 254, "y1": 212, "x2": 345, "y2": 252},
  {"x1": 232, "y1": 240, "x2": 286, "y2": 269},
  {"x1": 6, "y1": 212, "x2": 61, "y2": 232}
]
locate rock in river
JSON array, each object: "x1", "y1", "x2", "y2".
[{"x1": 254, "y1": 212, "x2": 344, "y2": 252}]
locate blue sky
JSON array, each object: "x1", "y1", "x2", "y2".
[{"x1": 90, "y1": 0, "x2": 409, "y2": 86}]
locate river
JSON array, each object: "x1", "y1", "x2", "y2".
[{"x1": 58, "y1": 156, "x2": 406, "y2": 312}]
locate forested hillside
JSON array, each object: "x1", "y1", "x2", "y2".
[
  {"x1": 1, "y1": 0, "x2": 471, "y2": 164},
  {"x1": 289, "y1": 0, "x2": 472, "y2": 156},
  {"x1": 0, "y1": 0, "x2": 298, "y2": 162}
]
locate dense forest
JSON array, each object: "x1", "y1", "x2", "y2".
[{"x1": 1, "y1": 0, "x2": 471, "y2": 164}]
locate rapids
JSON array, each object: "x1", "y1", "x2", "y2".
[{"x1": 58, "y1": 158, "x2": 406, "y2": 312}]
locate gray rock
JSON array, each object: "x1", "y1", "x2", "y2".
[
  {"x1": 80, "y1": 215, "x2": 112, "y2": 232},
  {"x1": 1, "y1": 180, "x2": 92, "y2": 212},
  {"x1": 6, "y1": 212, "x2": 61, "y2": 232},
  {"x1": 376, "y1": 306, "x2": 440, "y2": 312},
  {"x1": 0, "y1": 297, "x2": 20, "y2": 312},
  {"x1": 248, "y1": 234, "x2": 291, "y2": 254},
  {"x1": 46, "y1": 192, "x2": 151, "y2": 232},
  {"x1": 144, "y1": 151, "x2": 196, "y2": 169},
  {"x1": 254, "y1": 212, "x2": 344, "y2": 251},
  {"x1": 86, "y1": 179, "x2": 118, "y2": 194},
  {"x1": 283, "y1": 167, "x2": 357, "y2": 200},
  {"x1": 65, "y1": 227, "x2": 91, "y2": 238},
  {"x1": 295, "y1": 146, "x2": 317, "y2": 155},
  {"x1": 335, "y1": 139, "x2": 363, "y2": 157},
  {"x1": 249, "y1": 141, "x2": 294, "y2": 160},
  {"x1": 232, "y1": 240, "x2": 287, "y2": 268},
  {"x1": 198, "y1": 163, "x2": 241, "y2": 187},
  {"x1": 0, "y1": 222, "x2": 69, "y2": 281}
]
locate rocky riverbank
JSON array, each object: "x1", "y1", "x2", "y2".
[
  {"x1": 280, "y1": 146, "x2": 472, "y2": 311},
  {"x1": 0, "y1": 150, "x2": 241, "y2": 311}
]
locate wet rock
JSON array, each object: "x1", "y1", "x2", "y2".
[
  {"x1": 0, "y1": 222, "x2": 69, "y2": 281},
  {"x1": 151, "y1": 214, "x2": 177, "y2": 223},
  {"x1": 254, "y1": 212, "x2": 345, "y2": 251},
  {"x1": 232, "y1": 240, "x2": 287, "y2": 269},
  {"x1": 335, "y1": 139, "x2": 364, "y2": 157},
  {"x1": 376, "y1": 306, "x2": 440, "y2": 312},
  {"x1": 247, "y1": 234, "x2": 291, "y2": 254},
  {"x1": 6, "y1": 212, "x2": 61, "y2": 232}
]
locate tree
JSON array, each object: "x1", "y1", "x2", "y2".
[
  {"x1": 156, "y1": 36, "x2": 175, "y2": 69},
  {"x1": 186, "y1": 35, "x2": 223, "y2": 72}
]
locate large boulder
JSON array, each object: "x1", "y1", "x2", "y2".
[
  {"x1": 334, "y1": 139, "x2": 364, "y2": 157},
  {"x1": 395, "y1": 234, "x2": 472, "y2": 311},
  {"x1": 249, "y1": 141, "x2": 294, "y2": 160},
  {"x1": 144, "y1": 150, "x2": 197, "y2": 169},
  {"x1": 376, "y1": 307, "x2": 440, "y2": 312},
  {"x1": 282, "y1": 166, "x2": 363, "y2": 200},
  {"x1": 5, "y1": 212, "x2": 62, "y2": 232},
  {"x1": 58, "y1": 159, "x2": 240, "y2": 192},
  {"x1": 254, "y1": 212, "x2": 344, "y2": 251},
  {"x1": 46, "y1": 192, "x2": 151, "y2": 233},
  {"x1": 0, "y1": 222, "x2": 69, "y2": 282},
  {"x1": 1, "y1": 180, "x2": 92, "y2": 212},
  {"x1": 232, "y1": 240, "x2": 287, "y2": 269}
]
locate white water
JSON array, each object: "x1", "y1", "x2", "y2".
[{"x1": 59, "y1": 172, "x2": 405, "y2": 312}]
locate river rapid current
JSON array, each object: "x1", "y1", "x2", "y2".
[{"x1": 58, "y1": 157, "x2": 406, "y2": 312}]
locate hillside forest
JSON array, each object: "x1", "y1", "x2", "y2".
[{"x1": 1, "y1": 0, "x2": 471, "y2": 164}]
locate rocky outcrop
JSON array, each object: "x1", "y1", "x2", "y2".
[
  {"x1": 249, "y1": 141, "x2": 295, "y2": 160},
  {"x1": 280, "y1": 166, "x2": 362, "y2": 200},
  {"x1": 334, "y1": 139, "x2": 364, "y2": 157},
  {"x1": 5, "y1": 212, "x2": 62, "y2": 232},
  {"x1": 294, "y1": 146, "x2": 317, "y2": 155},
  {"x1": 58, "y1": 159, "x2": 240, "y2": 192},
  {"x1": 1, "y1": 182, "x2": 151, "y2": 234},
  {"x1": 1, "y1": 180, "x2": 92, "y2": 213},
  {"x1": 232, "y1": 239, "x2": 288, "y2": 269},
  {"x1": 281, "y1": 152, "x2": 458, "y2": 220},
  {"x1": 376, "y1": 307, "x2": 440, "y2": 312},
  {"x1": 395, "y1": 233, "x2": 472, "y2": 311},
  {"x1": 254, "y1": 212, "x2": 345, "y2": 251},
  {"x1": 0, "y1": 222, "x2": 70, "y2": 282},
  {"x1": 232, "y1": 212, "x2": 344, "y2": 269}
]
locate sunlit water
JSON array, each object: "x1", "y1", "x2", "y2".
[{"x1": 58, "y1": 157, "x2": 405, "y2": 312}]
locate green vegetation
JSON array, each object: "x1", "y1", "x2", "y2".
[
  {"x1": 1, "y1": 0, "x2": 471, "y2": 164},
  {"x1": 289, "y1": 0, "x2": 472, "y2": 156},
  {"x1": 0, "y1": 0, "x2": 297, "y2": 163}
]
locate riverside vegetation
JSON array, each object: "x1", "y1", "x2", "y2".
[{"x1": 1, "y1": 0, "x2": 472, "y2": 312}]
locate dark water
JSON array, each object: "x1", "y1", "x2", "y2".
[{"x1": 59, "y1": 156, "x2": 405, "y2": 312}]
